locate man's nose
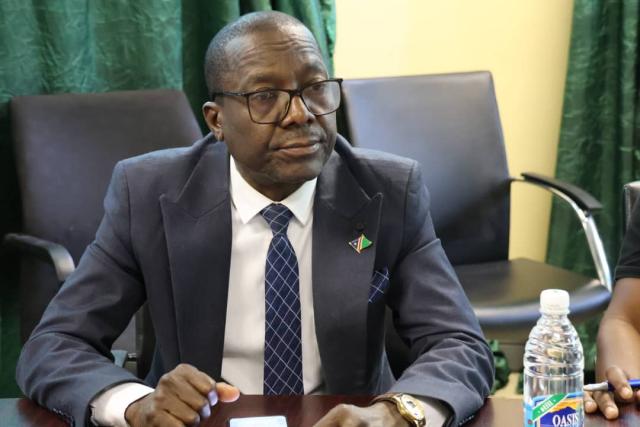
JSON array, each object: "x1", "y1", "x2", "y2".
[{"x1": 282, "y1": 94, "x2": 314, "y2": 126}]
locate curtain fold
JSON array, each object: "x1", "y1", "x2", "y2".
[
  {"x1": 546, "y1": 0, "x2": 640, "y2": 373},
  {"x1": 0, "y1": 0, "x2": 335, "y2": 397},
  {"x1": 548, "y1": 0, "x2": 639, "y2": 275}
]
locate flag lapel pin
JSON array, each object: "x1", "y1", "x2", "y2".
[{"x1": 349, "y1": 234, "x2": 373, "y2": 254}]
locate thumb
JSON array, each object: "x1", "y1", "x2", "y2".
[{"x1": 215, "y1": 382, "x2": 241, "y2": 402}]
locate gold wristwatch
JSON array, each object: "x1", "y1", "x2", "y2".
[{"x1": 372, "y1": 393, "x2": 426, "y2": 426}]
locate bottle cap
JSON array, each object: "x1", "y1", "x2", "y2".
[{"x1": 540, "y1": 289, "x2": 570, "y2": 315}]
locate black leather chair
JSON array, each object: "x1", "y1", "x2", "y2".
[
  {"x1": 341, "y1": 72, "x2": 612, "y2": 371},
  {"x1": 4, "y1": 89, "x2": 202, "y2": 377}
]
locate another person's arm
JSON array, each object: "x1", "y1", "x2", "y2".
[
  {"x1": 586, "y1": 201, "x2": 640, "y2": 419},
  {"x1": 585, "y1": 277, "x2": 640, "y2": 419}
]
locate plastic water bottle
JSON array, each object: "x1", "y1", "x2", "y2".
[{"x1": 523, "y1": 289, "x2": 584, "y2": 427}]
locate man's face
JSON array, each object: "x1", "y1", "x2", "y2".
[{"x1": 203, "y1": 25, "x2": 338, "y2": 201}]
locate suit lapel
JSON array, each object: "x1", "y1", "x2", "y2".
[
  {"x1": 160, "y1": 139, "x2": 231, "y2": 379},
  {"x1": 312, "y1": 148, "x2": 383, "y2": 393}
]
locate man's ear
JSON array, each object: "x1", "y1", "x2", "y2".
[{"x1": 203, "y1": 101, "x2": 224, "y2": 141}]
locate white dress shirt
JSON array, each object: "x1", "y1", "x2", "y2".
[
  {"x1": 221, "y1": 157, "x2": 324, "y2": 394},
  {"x1": 90, "y1": 156, "x2": 448, "y2": 426}
]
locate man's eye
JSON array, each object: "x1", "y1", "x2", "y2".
[
  {"x1": 252, "y1": 91, "x2": 277, "y2": 102},
  {"x1": 308, "y1": 82, "x2": 328, "y2": 92}
]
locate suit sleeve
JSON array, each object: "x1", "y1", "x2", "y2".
[
  {"x1": 15, "y1": 161, "x2": 147, "y2": 426},
  {"x1": 387, "y1": 161, "x2": 494, "y2": 426}
]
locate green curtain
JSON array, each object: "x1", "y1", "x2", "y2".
[
  {"x1": 489, "y1": 340, "x2": 510, "y2": 394},
  {"x1": 547, "y1": 0, "x2": 640, "y2": 373},
  {"x1": 0, "y1": 0, "x2": 335, "y2": 397}
]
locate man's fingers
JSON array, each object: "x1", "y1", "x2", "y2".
[
  {"x1": 175, "y1": 363, "x2": 216, "y2": 396},
  {"x1": 148, "y1": 412, "x2": 186, "y2": 427},
  {"x1": 174, "y1": 363, "x2": 225, "y2": 409},
  {"x1": 605, "y1": 366, "x2": 634, "y2": 401},
  {"x1": 164, "y1": 398, "x2": 203, "y2": 426},
  {"x1": 153, "y1": 384, "x2": 207, "y2": 422},
  {"x1": 216, "y1": 382, "x2": 241, "y2": 402},
  {"x1": 155, "y1": 364, "x2": 217, "y2": 417},
  {"x1": 157, "y1": 377, "x2": 209, "y2": 413},
  {"x1": 593, "y1": 391, "x2": 620, "y2": 420},
  {"x1": 156, "y1": 364, "x2": 239, "y2": 423},
  {"x1": 128, "y1": 364, "x2": 236, "y2": 427},
  {"x1": 167, "y1": 364, "x2": 240, "y2": 405},
  {"x1": 126, "y1": 393, "x2": 192, "y2": 427},
  {"x1": 156, "y1": 409, "x2": 194, "y2": 427},
  {"x1": 312, "y1": 404, "x2": 354, "y2": 426},
  {"x1": 584, "y1": 391, "x2": 597, "y2": 413}
]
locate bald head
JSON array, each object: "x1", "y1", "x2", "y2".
[{"x1": 204, "y1": 11, "x2": 323, "y2": 98}]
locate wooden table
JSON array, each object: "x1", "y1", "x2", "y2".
[{"x1": 1, "y1": 395, "x2": 639, "y2": 426}]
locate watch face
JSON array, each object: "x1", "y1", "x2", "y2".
[{"x1": 400, "y1": 394, "x2": 425, "y2": 419}]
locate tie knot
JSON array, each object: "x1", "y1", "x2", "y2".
[{"x1": 260, "y1": 203, "x2": 294, "y2": 235}]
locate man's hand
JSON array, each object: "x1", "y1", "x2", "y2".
[
  {"x1": 124, "y1": 363, "x2": 240, "y2": 427},
  {"x1": 312, "y1": 402, "x2": 408, "y2": 426},
  {"x1": 584, "y1": 365, "x2": 639, "y2": 420}
]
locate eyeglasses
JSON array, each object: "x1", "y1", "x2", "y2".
[{"x1": 211, "y1": 78, "x2": 343, "y2": 125}]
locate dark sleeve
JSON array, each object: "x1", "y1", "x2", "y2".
[
  {"x1": 616, "y1": 201, "x2": 640, "y2": 280},
  {"x1": 387, "y1": 161, "x2": 494, "y2": 426},
  {"x1": 15, "y1": 161, "x2": 147, "y2": 426}
]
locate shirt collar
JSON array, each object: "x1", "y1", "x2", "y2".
[{"x1": 229, "y1": 156, "x2": 316, "y2": 226}]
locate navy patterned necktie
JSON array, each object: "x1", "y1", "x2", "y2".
[{"x1": 260, "y1": 203, "x2": 304, "y2": 395}]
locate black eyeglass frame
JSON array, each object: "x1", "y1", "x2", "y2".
[{"x1": 211, "y1": 78, "x2": 344, "y2": 125}]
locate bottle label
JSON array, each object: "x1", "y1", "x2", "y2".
[{"x1": 524, "y1": 391, "x2": 584, "y2": 427}]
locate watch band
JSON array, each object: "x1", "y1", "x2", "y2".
[{"x1": 371, "y1": 393, "x2": 427, "y2": 427}]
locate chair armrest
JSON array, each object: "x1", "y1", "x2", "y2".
[
  {"x1": 5, "y1": 234, "x2": 135, "y2": 372},
  {"x1": 3, "y1": 233, "x2": 75, "y2": 282},
  {"x1": 514, "y1": 173, "x2": 612, "y2": 291},
  {"x1": 521, "y1": 172, "x2": 602, "y2": 212}
]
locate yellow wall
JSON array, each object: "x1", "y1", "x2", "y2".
[{"x1": 334, "y1": 0, "x2": 574, "y2": 261}]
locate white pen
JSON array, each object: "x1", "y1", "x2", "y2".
[{"x1": 584, "y1": 379, "x2": 640, "y2": 392}]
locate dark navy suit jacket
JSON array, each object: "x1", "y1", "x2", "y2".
[{"x1": 16, "y1": 134, "x2": 494, "y2": 426}]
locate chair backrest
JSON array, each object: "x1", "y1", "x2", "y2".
[
  {"x1": 341, "y1": 72, "x2": 511, "y2": 265},
  {"x1": 623, "y1": 181, "x2": 640, "y2": 230},
  {"x1": 10, "y1": 89, "x2": 203, "y2": 345}
]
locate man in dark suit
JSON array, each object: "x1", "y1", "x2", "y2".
[{"x1": 16, "y1": 11, "x2": 493, "y2": 427}]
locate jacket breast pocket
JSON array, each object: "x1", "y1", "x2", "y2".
[{"x1": 368, "y1": 267, "x2": 390, "y2": 303}]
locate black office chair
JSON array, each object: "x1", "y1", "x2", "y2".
[
  {"x1": 341, "y1": 72, "x2": 612, "y2": 371},
  {"x1": 4, "y1": 89, "x2": 202, "y2": 377}
]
